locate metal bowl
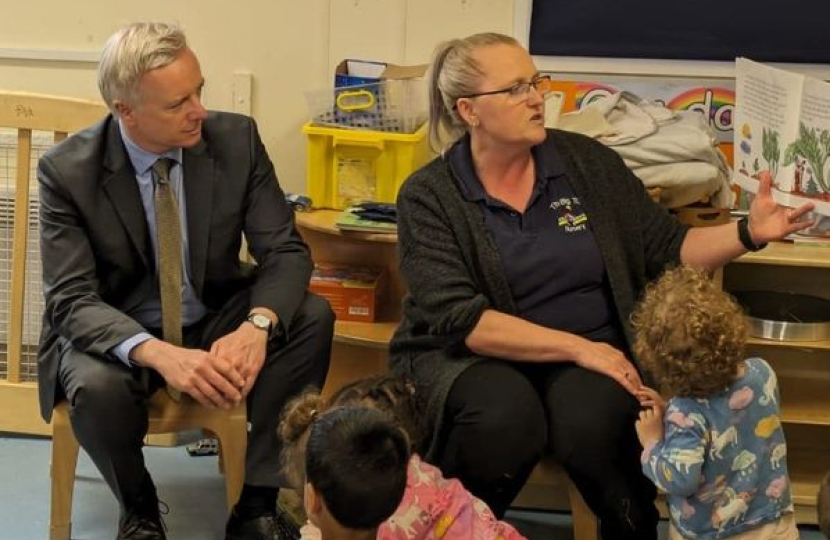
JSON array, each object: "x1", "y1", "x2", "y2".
[{"x1": 732, "y1": 290, "x2": 830, "y2": 342}]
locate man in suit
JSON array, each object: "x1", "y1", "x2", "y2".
[{"x1": 37, "y1": 22, "x2": 333, "y2": 540}]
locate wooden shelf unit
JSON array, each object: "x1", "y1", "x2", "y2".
[
  {"x1": 724, "y1": 240, "x2": 830, "y2": 524},
  {"x1": 736, "y1": 241, "x2": 830, "y2": 269},
  {"x1": 295, "y1": 209, "x2": 401, "y2": 396}
]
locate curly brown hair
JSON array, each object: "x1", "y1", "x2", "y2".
[{"x1": 631, "y1": 265, "x2": 748, "y2": 398}]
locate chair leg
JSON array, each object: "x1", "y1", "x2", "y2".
[
  {"x1": 213, "y1": 422, "x2": 247, "y2": 510},
  {"x1": 50, "y1": 405, "x2": 80, "y2": 540},
  {"x1": 568, "y1": 479, "x2": 600, "y2": 540}
]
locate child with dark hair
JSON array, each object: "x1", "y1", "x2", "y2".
[
  {"x1": 278, "y1": 374, "x2": 526, "y2": 540},
  {"x1": 281, "y1": 401, "x2": 410, "y2": 540},
  {"x1": 631, "y1": 266, "x2": 797, "y2": 540}
]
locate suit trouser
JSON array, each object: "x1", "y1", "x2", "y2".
[
  {"x1": 436, "y1": 359, "x2": 659, "y2": 540},
  {"x1": 57, "y1": 290, "x2": 333, "y2": 511}
]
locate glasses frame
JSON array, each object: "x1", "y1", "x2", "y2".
[{"x1": 456, "y1": 75, "x2": 553, "y2": 101}]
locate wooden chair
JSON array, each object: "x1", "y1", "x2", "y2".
[
  {"x1": 50, "y1": 391, "x2": 247, "y2": 540},
  {"x1": 511, "y1": 456, "x2": 600, "y2": 540},
  {"x1": 0, "y1": 91, "x2": 110, "y2": 436}
]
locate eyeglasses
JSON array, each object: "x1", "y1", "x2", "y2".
[{"x1": 457, "y1": 75, "x2": 553, "y2": 103}]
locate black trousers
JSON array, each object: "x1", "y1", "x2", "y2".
[
  {"x1": 57, "y1": 290, "x2": 333, "y2": 512},
  {"x1": 436, "y1": 359, "x2": 658, "y2": 540}
]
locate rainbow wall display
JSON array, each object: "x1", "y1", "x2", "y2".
[{"x1": 549, "y1": 75, "x2": 735, "y2": 165}]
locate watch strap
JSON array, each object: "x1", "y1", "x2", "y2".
[{"x1": 737, "y1": 217, "x2": 767, "y2": 252}]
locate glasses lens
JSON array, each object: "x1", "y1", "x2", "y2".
[
  {"x1": 509, "y1": 82, "x2": 531, "y2": 98},
  {"x1": 533, "y1": 76, "x2": 553, "y2": 95}
]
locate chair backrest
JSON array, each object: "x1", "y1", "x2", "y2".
[{"x1": 0, "y1": 91, "x2": 108, "y2": 434}]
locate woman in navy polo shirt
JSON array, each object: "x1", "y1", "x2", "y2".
[{"x1": 389, "y1": 32, "x2": 814, "y2": 540}]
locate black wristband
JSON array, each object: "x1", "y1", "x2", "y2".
[{"x1": 737, "y1": 217, "x2": 767, "y2": 252}]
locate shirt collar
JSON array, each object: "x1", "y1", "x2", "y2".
[
  {"x1": 118, "y1": 119, "x2": 182, "y2": 175},
  {"x1": 448, "y1": 130, "x2": 566, "y2": 203}
]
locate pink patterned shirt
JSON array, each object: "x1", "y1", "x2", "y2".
[{"x1": 378, "y1": 454, "x2": 526, "y2": 540}]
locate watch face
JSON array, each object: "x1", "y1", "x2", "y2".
[{"x1": 249, "y1": 314, "x2": 271, "y2": 330}]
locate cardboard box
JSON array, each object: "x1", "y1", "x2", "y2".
[
  {"x1": 309, "y1": 263, "x2": 386, "y2": 322},
  {"x1": 334, "y1": 59, "x2": 428, "y2": 88}
]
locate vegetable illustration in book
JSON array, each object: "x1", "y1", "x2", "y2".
[{"x1": 733, "y1": 58, "x2": 830, "y2": 234}]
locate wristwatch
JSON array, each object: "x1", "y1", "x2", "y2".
[
  {"x1": 245, "y1": 313, "x2": 273, "y2": 336},
  {"x1": 737, "y1": 217, "x2": 767, "y2": 252}
]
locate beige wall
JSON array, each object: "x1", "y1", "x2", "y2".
[{"x1": 0, "y1": 0, "x2": 516, "y2": 194}]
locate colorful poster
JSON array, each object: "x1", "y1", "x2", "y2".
[{"x1": 547, "y1": 74, "x2": 735, "y2": 159}]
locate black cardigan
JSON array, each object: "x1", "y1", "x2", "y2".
[{"x1": 390, "y1": 128, "x2": 690, "y2": 458}]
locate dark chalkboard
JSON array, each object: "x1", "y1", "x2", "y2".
[{"x1": 529, "y1": 0, "x2": 830, "y2": 63}]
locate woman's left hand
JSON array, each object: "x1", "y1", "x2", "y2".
[{"x1": 748, "y1": 171, "x2": 816, "y2": 244}]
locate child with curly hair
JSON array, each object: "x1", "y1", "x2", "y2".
[
  {"x1": 631, "y1": 265, "x2": 797, "y2": 540},
  {"x1": 278, "y1": 374, "x2": 526, "y2": 540}
]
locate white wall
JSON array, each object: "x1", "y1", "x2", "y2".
[{"x1": 0, "y1": 0, "x2": 516, "y2": 194}]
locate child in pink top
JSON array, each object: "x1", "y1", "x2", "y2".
[{"x1": 279, "y1": 374, "x2": 526, "y2": 540}]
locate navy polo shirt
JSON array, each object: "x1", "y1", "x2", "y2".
[{"x1": 448, "y1": 134, "x2": 620, "y2": 342}]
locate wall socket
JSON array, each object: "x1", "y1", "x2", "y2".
[{"x1": 232, "y1": 71, "x2": 252, "y2": 115}]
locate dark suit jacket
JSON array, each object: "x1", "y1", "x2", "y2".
[{"x1": 37, "y1": 111, "x2": 312, "y2": 421}]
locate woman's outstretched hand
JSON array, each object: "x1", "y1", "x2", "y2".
[{"x1": 748, "y1": 170, "x2": 815, "y2": 244}]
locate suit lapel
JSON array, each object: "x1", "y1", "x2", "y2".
[
  {"x1": 182, "y1": 139, "x2": 214, "y2": 294},
  {"x1": 102, "y1": 120, "x2": 152, "y2": 270}
]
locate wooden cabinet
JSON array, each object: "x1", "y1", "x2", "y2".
[
  {"x1": 295, "y1": 209, "x2": 401, "y2": 396},
  {"x1": 723, "y1": 241, "x2": 830, "y2": 525}
]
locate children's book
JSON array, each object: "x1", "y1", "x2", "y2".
[
  {"x1": 334, "y1": 207, "x2": 397, "y2": 234},
  {"x1": 733, "y1": 58, "x2": 830, "y2": 220}
]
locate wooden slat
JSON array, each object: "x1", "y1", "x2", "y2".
[
  {"x1": 0, "y1": 92, "x2": 107, "y2": 133},
  {"x1": 7, "y1": 129, "x2": 32, "y2": 384},
  {"x1": 333, "y1": 320, "x2": 397, "y2": 349}
]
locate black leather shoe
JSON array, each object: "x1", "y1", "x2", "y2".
[
  {"x1": 116, "y1": 507, "x2": 167, "y2": 540},
  {"x1": 117, "y1": 475, "x2": 168, "y2": 540},
  {"x1": 225, "y1": 506, "x2": 300, "y2": 540}
]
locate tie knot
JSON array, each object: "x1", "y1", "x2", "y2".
[{"x1": 152, "y1": 158, "x2": 175, "y2": 185}]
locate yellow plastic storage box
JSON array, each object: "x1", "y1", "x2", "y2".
[{"x1": 303, "y1": 122, "x2": 432, "y2": 209}]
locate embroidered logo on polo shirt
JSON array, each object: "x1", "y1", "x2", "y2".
[{"x1": 550, "y1": 197, "x2": 588, "y2": 233}]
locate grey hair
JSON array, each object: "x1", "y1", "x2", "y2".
[
  {"x1": 98, "y1": 22, "x2": 188, "y2": 111},
  {"x1": 427, "y1": 32, "x2": 521, "y2": 152}
]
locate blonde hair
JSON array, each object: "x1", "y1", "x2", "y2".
[
  {"x1": 427, "y1": 32, "x2": 521, "y2": 152},
  {"x1": 98, "y1": 22, "x2": 188, "y2": 110},
  {"x1": 631, "y1": 265, "x2": 748, "y2": 398}
]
